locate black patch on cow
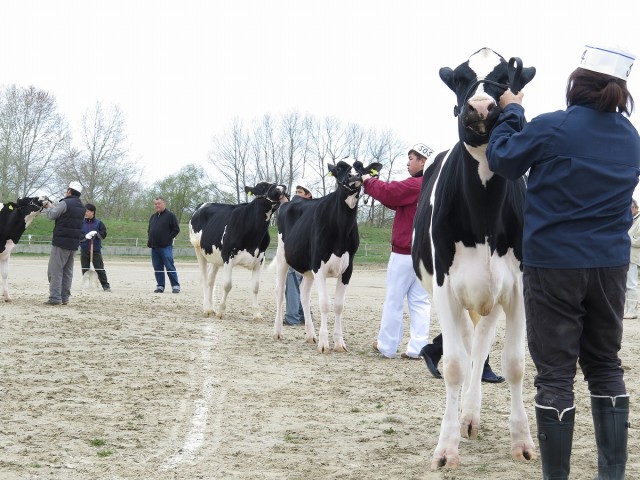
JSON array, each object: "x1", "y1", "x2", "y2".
[{"x1": 0, "y1": 196, "x2": 48, "y2": 255}]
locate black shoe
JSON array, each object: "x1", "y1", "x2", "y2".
[
  {"x1": 419, "y1": 344, "x2": 442, "y2": 379},
  {"x1": 154, "y1": 288, "x2": 164, "y2": 293},
  {"x1": 172, "y1": 287, "x2": 180, "y2": 294},
  {"x1": 43, "y1": 300, "x2": 61, "y2": 306},
  {"x1": 481, "y1": 365, "x2": 505, "y2": 383}
]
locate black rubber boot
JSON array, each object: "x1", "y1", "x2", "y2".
[
  {"x1": 419, "y1": 334, "x2": 443, "y2": 379},
  {"x1": 481, "y1": 358, "x2": 505, "y2": 383},
  {"x1": 535, "y1": 404, "x2": 575, "y2": 480},
  {"x1": 591, "y1": 396, "x2": 629, "y2": 480}
]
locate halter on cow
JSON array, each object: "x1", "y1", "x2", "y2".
[{"x1": 411, "y1": 48, "x2": 537, "y2": 468}]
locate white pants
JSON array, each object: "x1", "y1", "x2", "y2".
[
  {"x1": 376, "y1": 252, "x2": 431, "y2": 358},
  {"x1": 625, "y1": 263, "x2": 638, "y2": 317}
]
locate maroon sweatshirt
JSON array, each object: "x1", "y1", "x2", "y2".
[{"x1": 363, "y1": 175, "x2": 423, "y2": 255}]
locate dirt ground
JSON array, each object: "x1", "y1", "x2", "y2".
[{"x1": 0, "y1": 256, "x2": 638, "y2": 480}]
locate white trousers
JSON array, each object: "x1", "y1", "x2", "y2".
[{"x1": 376, "y1": 252, "x2": 431, "y2": 358}]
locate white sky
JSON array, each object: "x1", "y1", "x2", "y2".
[{"x1": 1, "y1": 0, "x2": 639, "y2": 191}]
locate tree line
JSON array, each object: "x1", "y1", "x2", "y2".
[{"x1": 1, "y1": 84, "x2": 411, "y2": 227}]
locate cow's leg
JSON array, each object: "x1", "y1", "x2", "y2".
[
  {"x1": 502, "y1": 295, "x2": 537, "y2": 462},
  {"x1": 332, "y1": 279, "x2": 348, "y2": 352},
  {"x1": 460, "y1": 309, "x2": 499, "y2": 441},
  {"x1": 207, "y1": 264, "x2": 219, "y2": 315},
  {"x1": 195, "y1": 249, "x2": 214, "y2": 316},
  {"x1": 431, "y1": 285, "x2": 472, "y2": 469},
  {"x1": 217, "y1": 261, "x2": 233, "y2": 318},
  {"x1": 313, "y1": 269, "x2": 332, "y2": 353},
  {"x1": 273, "y1": 242, "x2": 289, "y2": 340},
  {"x1": 249, "y1": 263, "x2": 263, "y2": 321},
  {"x1": 300, "y1": 275, "x2": 316, "y2": 344},
  {"x1": 0, "y1": 242, "x2": 15, "y2": 302}
]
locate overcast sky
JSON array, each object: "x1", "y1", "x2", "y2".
[{"x1": 1, "y1": 0, "x2": 639, "y2": 189}]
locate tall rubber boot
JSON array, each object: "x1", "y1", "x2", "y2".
[
  {"x1": 591, "y1": 395, "x2": 629, "y2": 480},
  {"x1": 535, "y1": 404, "x2": 575, "y2": 480}
]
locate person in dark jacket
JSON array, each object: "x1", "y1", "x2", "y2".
[
  {"x1": 80, "y1": 203, "x2": 111, "y2": 292},
  {"x1": 148, "y1": 197, "x2": 180, "y2": 293},
  {"x1": 487, "y1": 44, "x2": 639, "y2": 480},
  {"x1": 43, "y1": 181, "x2": 85, "y2": 305}
]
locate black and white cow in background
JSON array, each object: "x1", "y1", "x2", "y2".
[
  {"x1": 411, "y1": 48, "x2": 537, "y2": 468},
  {"x1": 273, "y1": 159, "x2": 382, "y2": 353},
  {"x1": 189, "y1": 182, "x2": 286, "y2": 319},
  {"x1": 0, "y1": 195, "x2": 50, "y2": 302}
]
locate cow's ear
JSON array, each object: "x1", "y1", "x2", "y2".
[
  {"x1": 439, "y1": 67, "x2": 456, "y2": 92},
  {"x1": 364, "y1": 163, "x2": 383, "y2": 177},
  {"x1": 520, "y1": 66, "x2": 537, "y2": 89},
  {"x1": 244, "y1": 186, "x2": 254, "y2": 196}
]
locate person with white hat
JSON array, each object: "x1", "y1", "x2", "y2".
[
  {"x1": 43, "y1": 181, "x2": 86, "y2": 305},
  {"x1": 362, "y1": 144, "x2": 432, "y2": 360},
  {"x1": 487, "y1": 44, "x2": 639, "y2": 480},
  {"x1": 283, "y1": 183, "x2": 312, "y2": 325}
]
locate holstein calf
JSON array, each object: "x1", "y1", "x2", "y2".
[
  {"x1": 411, "y1": 48, "x2": 537, "y2": 468},
  {"x1": 189, "y1": 182, "x2": 286, "y2": 319},
  {"x1": 273, "y1": 159, "x2": 382, "y2": 353},
  {"x1": 0, "y1": 195, "x2": 50, "y2": 302}
]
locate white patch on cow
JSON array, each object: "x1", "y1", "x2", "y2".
[
  {"x1": 1, "y1": 240, "x2": 16, "y2": 301},
  {"x1": 0, "y1": 202, "x2": 4, "y2": 211},
  {"x1": 448, "y1": 241, "x2": 521, "y2": 315},
  {"x1": 265, "y1": 209, "x2": 272, "y2": 221},
  {"x1": 221, "y1": 225, "x2": 227, "y2": 245},
  {"x1": 468, "y1": 48, "x2": 503, "y2": 86},
  {"x1": 23, "y1": 209, "x2": 40, "y2": 228},
  {"x1": 344, "y1": 191, "x2": 359, "y2": 209},
  {"x1": 319, "y1": 252, "x2": 350, "y2": 278},
  {"x1": 465, "y1": 143, "x2": 494, "y2": 185}
]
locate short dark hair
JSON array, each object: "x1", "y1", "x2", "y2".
[
  {"x1": 85, "y1": 203, "x2": 96, "y2": 213},
  {"x1": 566, "y1": 68, "x2": 635, "y2": 115}
]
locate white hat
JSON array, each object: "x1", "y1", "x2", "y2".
[
  {"x1": 409, "y1": 143, "x2": 434, "y2": 159},
  {"x1": 296, "y1": 184, "x2": 311, "y2": 194},
  {"x1": 68, "y1": 181, "x2": 83, "y2": 193},
  {"x1": 579, "y1": 44, "x2": 635, "y2": 81}
]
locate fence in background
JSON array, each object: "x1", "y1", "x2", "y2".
[{"x1": 15, "y1": 235, "x2": 392, "y2": 262}]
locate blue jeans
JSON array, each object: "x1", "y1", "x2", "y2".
[
  {"x1": 151, "y1": 246, "x2": 179, "y2": 289},
  {"x1": 284, "y1": 267, "x2": 304, "y2": 325}
]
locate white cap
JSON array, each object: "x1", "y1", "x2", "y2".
[
  {"x1": 296, "y1": 184, "x2": 311, "y2": 194},
  {"x1": 579, "y1": 44, "x2": 635, "y2": 80},
  {"x1": 68, "y1": 181, "x2": 83, "y2": 193},
  {"x1": 409, "y1": 143, "x2": 434, "y2": 159}
]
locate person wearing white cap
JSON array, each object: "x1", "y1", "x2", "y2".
[
  {"x1": 43, "y1": 181, "x2": 86, "y2": 305},
  {"x1": 363, "y1": 144, "x2": 432, "y2": 360},
  {"x1": 283, "y1": 184, "x2": 312, "y2": 325},
  {"x1": 487, "y1": 44, "x2": 639, "y2": 480}
]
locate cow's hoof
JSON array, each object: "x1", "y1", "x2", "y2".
[
  {"x1": 460, "y1": 417, "x2": 479, "y2": 440},
  {"x1": 4, "y1": 298, "x2": 11, "y2": 303},
  {"x1": 273, "y1": 331, "x2": 283, "y2": 341},
  {"x1": 317, "y1": 343, "x2": 331, "y2": 354},
  {"x1": 252, "y1": 314, "x2": 263, "y2": 322},
  {"x1": 430, "y1": 452, "x2": 460, "y2": 470},
  {"x1": 512, "y1": 442, "x2": 537, "y2": 461},
  {"x1": 333, "y1": 344, "x2": 348, "y2": 353},
  {"x1": 304, "y1": 336, "x2": 316, "y2": 344}
]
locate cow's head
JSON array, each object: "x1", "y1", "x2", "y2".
[
  {"x1": 15, "y1": 195, "x2": 50, "y2": 227},
  {"x1": 328, "y1": 159, "x2": 383, "y2": 209},
  {"x1": 245, "y1": 182, "x2": 287, "y2": 210},
  {"x1": 440, "y1": 47, "x2": 536, "y2": 147}
]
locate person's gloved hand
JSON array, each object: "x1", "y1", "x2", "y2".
[
  {"x1": 361, "y1": 174, "x2": 371, "y2": 182},
  {"x1": 85, "y1": 231, "x2": 97, "y2": 239}
]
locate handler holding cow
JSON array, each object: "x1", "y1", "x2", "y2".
[
  {"x1": 365, "y1": 143, "x2": 432, "y2": 360},
  {"x1": 487, "y1": 44, "x2": 639, "y2": 480}
]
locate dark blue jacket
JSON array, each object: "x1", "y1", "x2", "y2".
[
  {"x1": 52, "y1": 195, "x2": 85, "y2": 250},
  {"x1": 80, "y1": 217, "x2": 107, "y2": 252},
  {"x1": 487, "y1": 103, "x2": 640, "y2": 268}
]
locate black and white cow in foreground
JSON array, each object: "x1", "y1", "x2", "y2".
[
  {"x1": 189, "y1": 182, "x2": 286, "y2": 319},
  {"x1": 273, "y1": 159, "x2": 382, "y2": 353},
  {"x1": 0, "y1": 196, "x2": 50, "y2": 302},
  {"x1": 411, "y1": 48, "x2": 537, "y2": 468}
]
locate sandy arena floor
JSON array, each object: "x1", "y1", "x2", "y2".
[{"x1": 0, "y1": 256, "x2": 638, "y2": 479}]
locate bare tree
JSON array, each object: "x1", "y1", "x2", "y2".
[
  {"x1": 307, "y1": 116, "x2": 349, "y2": 196},
  {"x1": 210, "y1": 117, "x2": 251, "y2": 203},
  {"x1": 0, "y1": 85, "x2": 69, "y2": 199},
  {"x1": 56, "y1": 102, "x2": 141, "y2": 216}
]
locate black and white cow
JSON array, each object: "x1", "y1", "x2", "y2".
[
  {"x1": 189, "y1": 182, "x2": 286, "y2": 319},
  {"x1": 411, "y1": 48, "x2": 537, "y2": 468},
  {"x1": 0, "y1": 195, "x2": 50, "y2": 302},
  {"x1": 273, "y1": 159, "x2": 382, "y2": 353}
]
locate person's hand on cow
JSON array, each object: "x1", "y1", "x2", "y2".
[
  {"x1": 85, "y1": 230, "x2": 98, "y2": 240},
  {"x1": 361, "y1": 174, "x2": 371, "y2": 183},
  {"x1": 499, "y1": 88, "x2": 524, "y2": 109}
]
